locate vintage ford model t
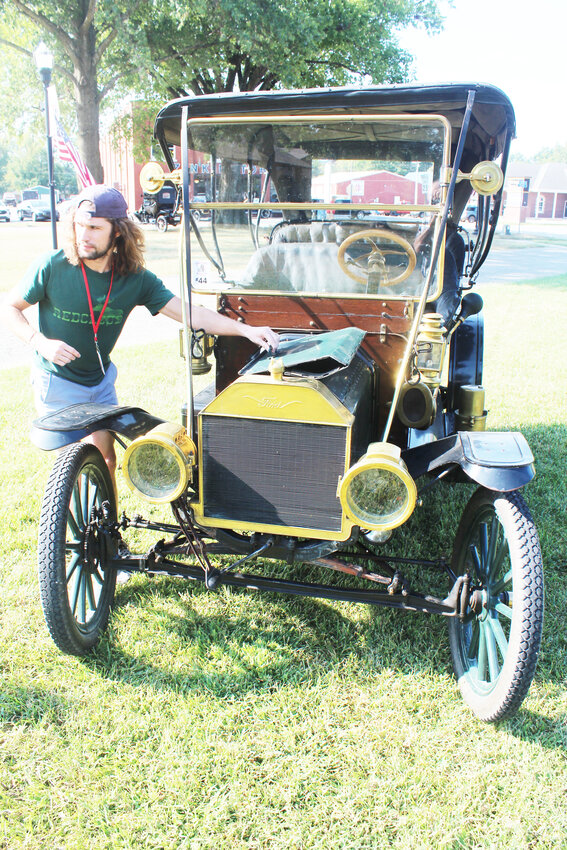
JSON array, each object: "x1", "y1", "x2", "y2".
[{"x1": 34, "y1": 83, "x2": 544, "y2": 722}]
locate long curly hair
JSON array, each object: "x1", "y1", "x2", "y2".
[{"x1": 61, "y1": 206, "x2": 146, "y2": 276}]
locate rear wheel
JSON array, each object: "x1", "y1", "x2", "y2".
[
  {"x1": 156, "y1": 215, "x2": 168, "y2": 232},
  {"x1": 38, "y1": 443, "x2": 118, "y2": 656},
  {"x1": 449, "y1": 488, "x2": 544, "y2": 721}
]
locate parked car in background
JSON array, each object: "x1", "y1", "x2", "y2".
[
  {"x1": 132, "y1": 172, "x2": 182, "y2": 232},
  {"x1": 16, "y1": 198, "x2": 58, "y2": 222},
  {"x1": 0, "y1": 203, "x2": 10, "y2": 222},
  {"x1": 462, "y1": 202, "x2": 478, "y2": 224},
  {"x1": 190, "y1": 193, "x2": 212, "y2": 222},
  {"x1": 327, "y1": 197, "x2": 369, "y2": 220},
  {"x1": 2, "y1": 192, "x2": 17, "y2": 207}
]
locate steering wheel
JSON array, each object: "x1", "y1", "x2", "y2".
[{"x1": 337, "y1": 228, "x2": 417, "y2": 288}]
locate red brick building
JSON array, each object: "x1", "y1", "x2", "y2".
[
  {"x1": 333, "y1": 170, "x2": 428, "y2": 205},
  {"x1": 503, "y1": 162, "x2": 567, "y2": 223}
]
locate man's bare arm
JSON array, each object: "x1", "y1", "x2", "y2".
[{"x1": 159, "y1": 296, "x2": 279, "y2": 351}]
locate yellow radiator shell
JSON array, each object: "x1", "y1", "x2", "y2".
[
  {"x1": 201, "y1": 374, "x2": 355, "y2": 426},
  {"x1": 192, "y1": 374, "x2": 355, "y2": 540}
]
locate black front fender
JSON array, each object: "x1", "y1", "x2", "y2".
[
  {"x1": 31, "y1": 403, "x2": 165, "y2": 450},
  {"x1": 402, "y1": 431, "x2": 535, "y2": 492}
]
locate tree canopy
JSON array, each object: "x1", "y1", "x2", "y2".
[
  {"x1": 144, "y1": 0, "x2": 444, "y2": 97},
  {"x1": 532, "y1": 143, "x2": 567, "y2": 164},
  {"x1": 1, "y1": 0, "x2": 445, "y2": 183},
  {"x1": 1, "y1": 0, "x2": 156, "y2": 180},
  {"x1": 510, "y1": 143, "x2": 567, "y2": 165},
  {"x1": 2, "y1": 137, "x2": 78, "y2": 194}
]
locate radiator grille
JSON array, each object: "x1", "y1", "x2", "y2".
[{"x1": 201, "y1": 416, "x2": 347, "y2": 531}]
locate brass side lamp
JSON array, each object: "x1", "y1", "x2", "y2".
[{"x1": 415, "y1": 313, "x2": 447, "y2": 389}]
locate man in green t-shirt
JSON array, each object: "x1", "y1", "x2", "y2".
[{"x1": 1, "y1": 184, "x2": 279, "y2": 486}]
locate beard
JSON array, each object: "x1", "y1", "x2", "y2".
[{"x1": 77, "y1": 234, "x2": 114, "y2": 261}]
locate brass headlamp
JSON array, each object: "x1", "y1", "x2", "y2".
[
  {"x1": 338, "y1": 442, "x2": 417, "y2": 531},
  {"x1": 123, "y1": 422, "x2": 196, "y2": 504},
  {"x1": 191, "y1": 330, "x2": 215, "y2": 375}
]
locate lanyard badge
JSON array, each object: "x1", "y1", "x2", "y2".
[{"x1": 80, "y1": 261, "x2": 114, "y2": 376}]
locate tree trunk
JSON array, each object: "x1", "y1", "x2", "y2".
[
  {"x1": 75, "y1": 76, "x2": 103, "y2": 183},
  {"x1": 72, "y1": 24, "x2": 103, "y2": 183},
  {"x1": 3, "y1": 2, "x2": 107, "y2": 183}
]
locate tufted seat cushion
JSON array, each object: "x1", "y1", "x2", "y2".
[
  {"x1": 240, "y1": 240, "x2": 364, "y2": 293},
  {"x1": 271, "y1": 220, "x2": 370, "y2": 245},
  {"x1": 239, "y1": 220, "x2": 375, "y2": 292}
]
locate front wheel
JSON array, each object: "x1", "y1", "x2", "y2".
[
  {"x1": 38, "y1": 443, "x2": 118, "y2": 656},
  {"x1": 449, "y1": 488, "x2": 544, "y2": 721},
  {"x1": 156, "y1": 215, "x2": 168, "y2": 232}
]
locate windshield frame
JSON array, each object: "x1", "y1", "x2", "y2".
[{"x1": 183, "y1": 112, "x2": 452, "y2": 302}]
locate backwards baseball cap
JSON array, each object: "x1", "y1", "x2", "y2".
[{"x1": 76, "y1": 184, "x2": 128, "y2": 219}]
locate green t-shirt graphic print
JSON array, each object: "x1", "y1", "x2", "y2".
[{"x1": 19, "y1": 249, "x2": 174, "y2": 386}]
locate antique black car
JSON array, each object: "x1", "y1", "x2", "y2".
[
  {"x1": 34, "y1": 83, "x2": 544, "y2": 722},
  {"x1": 131, "y1": 175, "x2": 181, "y2": 231}
]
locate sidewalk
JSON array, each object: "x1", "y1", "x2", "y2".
[{"x1": 496, "y1": 218, "x2": 567, "y2": 239}]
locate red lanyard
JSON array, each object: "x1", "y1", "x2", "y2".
[{"x1": 80, "y1": 261, "x2": 114, "y2": 375}]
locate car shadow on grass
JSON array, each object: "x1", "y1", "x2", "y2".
[
  {"x1": 501, "y1": 707, "x2": 567, "y2": 750},
  {"x1": 85, "y1": 560, "x2": 454, "y2": 698},
  {"x1": 83, "y1": 577, "x2": 566, "y2": 752},
  {"x1": 104, "y1": 480, "x2": 465, "y2": 683},
  {"x1": 78, "y1": 448, "x2": 566, "y2": 748}
]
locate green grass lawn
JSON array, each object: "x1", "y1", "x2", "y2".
[{"x1": 0, "y1": 225, "x2": 566, "y2": 848}]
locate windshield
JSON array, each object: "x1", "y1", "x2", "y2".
[{"x1": 185, "y1": 114, "x2": 450, "y2": 300}]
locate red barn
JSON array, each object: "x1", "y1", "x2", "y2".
[{"x1": 333, "y1": 170, "x2": 427, "y2": 205}]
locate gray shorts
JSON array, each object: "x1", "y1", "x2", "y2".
[{"x1": 32, "y1": 362, "x2": 119, "y2": 416}]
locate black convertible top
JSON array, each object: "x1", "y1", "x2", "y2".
[{"x1": 154, "y1": 82, "x2": 515, "y2": 169}]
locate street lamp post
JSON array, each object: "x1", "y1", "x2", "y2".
[{"x1": 33, "y1": 42, "x2": 57, "y2": 249}]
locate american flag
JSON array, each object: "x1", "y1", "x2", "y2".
[
  {"x1": 47, "y1": 86, "x2": 96, "y2": 189},
  {"x1": 53, "y1": 115, "x2": 96, "y2": 189}
]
